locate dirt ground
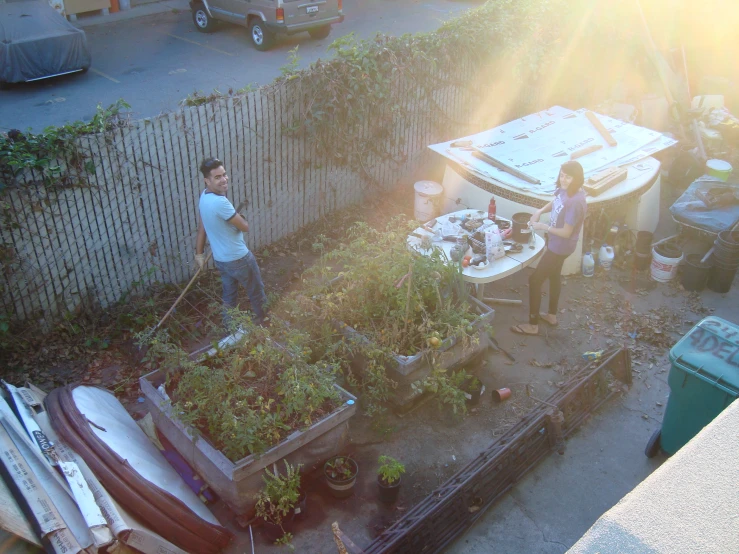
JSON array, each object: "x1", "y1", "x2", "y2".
[
  {"x1": 1, "y1": 175, "x2": 732, "y2": 554},
  {"x1": 203, "y1": 178, "x2": 725, "y2": 553}
]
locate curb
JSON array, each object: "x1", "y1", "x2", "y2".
[{"x1": 71, "y1": 0, "x2": 190, "y2": 28}]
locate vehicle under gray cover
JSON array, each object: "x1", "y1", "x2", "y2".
[{"x1": 0, "y1": 1, "x2": 91, "y2": 85}]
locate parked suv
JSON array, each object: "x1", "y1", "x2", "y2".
[{"x1": 190, "y1": 0, "x2": 344, "y2": 51}]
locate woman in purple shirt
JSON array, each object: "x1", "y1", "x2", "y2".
[{"x1": 511, "y1": 161, "x2": 587, "y2": 336}]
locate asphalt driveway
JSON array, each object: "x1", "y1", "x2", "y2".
[{"x1": 0, "y1": 0, "x2": 481, "y2": 132}]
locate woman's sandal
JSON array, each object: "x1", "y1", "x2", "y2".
[
  {"x1": 510, "y1": 324, "x2": 539, "y2": 336},
  {"x1": 539, "y1": 314, "x2": 559, "y2": 327}
]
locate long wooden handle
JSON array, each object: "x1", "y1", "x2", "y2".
[{"x1": 154, "y1": 199, "x2": 248, "y2": 331}]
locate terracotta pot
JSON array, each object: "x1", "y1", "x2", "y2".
[{"x1": 492, "y1": 387, "x2": 511, "y2": 403}]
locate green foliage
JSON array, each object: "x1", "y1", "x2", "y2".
[
  {"x1": 325, "y1": 456, "x2": 356, "y2": 480},
  {"x1": 412, "y1": 367, "x2": 470, "y2": 415},
  {"x1": 140, "y1": 318, "x2": 342, "y2": 462},
  {"x1": 377, "y1": 455, "x2": 405, "y2": 485},
  {"x1": 0, "y1": 100, "x2": 130, "y2": 194},
  {"x1": 278, "y1": 218, "x2": 481, "y2": 417},
  {"x1": 280, "y1": 46, "x2": 301, "y2": 80},
  {"x1": 254, "y1": 460, "x2": 302, "y2": 546}
]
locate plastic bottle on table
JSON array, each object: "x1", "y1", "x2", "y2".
[
  {"x1": 488, "y1": 197, "x2": 497, "y2": 221},
  {"x1": 582, "y1": 252, "x2": 595, "y2": 277}
]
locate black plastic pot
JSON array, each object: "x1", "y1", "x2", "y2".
[
  {"x1": 324, "y1": 457, "x2": 358, "y2": 499},
  {"x1": 292, "y1": 492, "x2": 307, "y2": 521},
  {"x1": 635, "y1": 231, "x2": 653, "y2": 253},
  {"x1": 261, "y1": 512, "x2": 295, "y2": 543},
  {"x1": 712, "y1": 256, "x2": 739, "y2": 270},
  {"x1": 680, "y1": 254, "x2": 711, "y2": 292},
  {"x1": 377, "y1": 475, "x2": 401, "y2": 504},
  {"x1": 716, "y1": 229, "x2": 739, "y2": 250},
  {"x1": 708, "y1": 264, "x2": 737, "y2": 293},
  {"x1": 511, "y1": 212, "x2": 533, "y2": 243},
  {"x1": 634, "y1": 251, "x2": 651, "y2": 271},
  {"x1": 463, "y1": 377, "x2": 484, "y2": 406}
]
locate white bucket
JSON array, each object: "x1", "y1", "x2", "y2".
[
  {"x1": 650, "y1": 247, "x2": 683, "y2": 282},
  {"x1": 414, "y1": 181, "x2": 443, "y2": 222}
]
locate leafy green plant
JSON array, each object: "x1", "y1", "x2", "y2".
[
  {"x1": 377, "y1": 455, "x2": 405, "y2": 486},
  {"x1": 277, "y1": 218, "x2": 482, "y2": 416},
  {"x1": 140, "y1": 317, "x2": 342, "y2": 462},
  {"x1": 0, "y1": 100, "x2": 130, "y2": 195},
  {"x1": 254, "y1": 460, "x2": 302, "y2": 547},
  {"x1": 324, "y1": 456, "x2": 356, "y2": 480}
]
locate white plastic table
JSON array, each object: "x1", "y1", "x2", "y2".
[{"x1": 407, "y1": 209, "x2": 545, "y2": 302}]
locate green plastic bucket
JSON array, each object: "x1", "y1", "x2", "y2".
[{"x1": 706, "y1": 159, "x2": 733, "y2": 181}]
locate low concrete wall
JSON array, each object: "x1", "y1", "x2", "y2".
[{"x1": 568, "y1": 400, "x2": 739, "y2": 553}]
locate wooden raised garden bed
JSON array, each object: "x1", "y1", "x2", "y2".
[
  {"x1": 140, "y1": 370, "x2": 357, "y2": 514},
  {"x1": 335, "y1": 295, "x2": 494, "y2": 406}
]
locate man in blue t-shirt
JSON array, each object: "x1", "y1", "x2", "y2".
[{"x1": 195, "y1": 157, "x2": 267, "y2": 327}]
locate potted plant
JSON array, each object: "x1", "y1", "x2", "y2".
[
  {"x1": 323, "y1": 455, "x2": 359, "y2": 498},
  {"x1": 377, "y1": 455, "x2": 405, "y2": 504},
  {"x1": 254, "y1": 460, "x2": 302, "y2": 546},
  {"x1": 461, "y1": 373, "x2": 485, "y2": 406}
]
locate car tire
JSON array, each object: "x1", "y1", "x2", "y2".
[
  {"x1": 308, "y1": 25, "x2": 331, "y2": 40},
  {"x1": 249, "y1": 19, "x2": 273, "y2": 51},
  {"x1": 192, "y1": 4, "x2": 215, "y2": 33}
]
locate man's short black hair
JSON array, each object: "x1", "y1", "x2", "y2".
[{"x1": 200, "y1": 157, "x2": 223, "y2": 178}]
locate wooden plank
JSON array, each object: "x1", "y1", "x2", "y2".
[
  {"x1": 585, "y1": 111, "x2": 617, "y2": 147},
  {"x1": 332, "y1": 522, "x2": 365, "y2": 554},
  {"x1": 583, "y1": 167, "x2": 627, "y2": 196},
  {"x1": 470, "y1": 150, "x2": 541, "y2": 184},
  {"x1": 0, "y1": 477, "x2": 41, "y2": 547}
]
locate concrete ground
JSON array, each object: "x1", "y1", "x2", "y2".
[
  {"x1": 0, "y1": 0, "x2": 481, "y2": 132},
  {"x1": 199, "y1": 175, "x2": 738, "y2": 553},
  {"x1": 444, "y1": 179, "x2": 737, "y2": 554}
]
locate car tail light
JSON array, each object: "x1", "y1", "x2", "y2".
[
  {"x1": 276, "y1": 8, "x2": 284, "y2": 21},
  {"x1": 338, "y1": 0, "x2": 342, "y2": 10}
]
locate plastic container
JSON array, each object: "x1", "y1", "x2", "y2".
[
  {"x1": 635, "y1": 231, "x2": 653, "y2": 252},
  {"x1": 680, "y1": 254, "x2": 711, "y2": 292},
  {"x1": 511, "y1": 213, "x2": 533, "y2": 243},
  {"x1": 488, "y1": 197, "x2": 497, "y2": 221},
  {"x1": 716, "y1": 229, "x2": 739, "y2": 250},
  {"x1": 635, "y1": 251, "x2": 651, "y2": 270},
  {"x1": 705, "y1": 159, "x2": 733, "y2": 182},
  {"x1": 582, "y1": 252, "x2": 595, "y2": 277},
  {"x1": 485, "y1": 227, "x2": 505, "y2": 260},
  {"x1": 658, "y1": 317, "x2": 739, "y2": 455},
  {"x1": 599, "y1": 244, "x2": 614, "y2": 271},
  {"x1": 651, "y1": 244, "x2": 683, "y2": 282},
  {"x1": 413, "y1": 181, "x2": 443, "y2": 222},
  {"x1": 707, "y1": 264, "x2": 737, "y2": 293}
]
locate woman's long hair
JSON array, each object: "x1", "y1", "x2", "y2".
[{"x1": 556, "y1": 161, "x2": 584, "y2": 195}]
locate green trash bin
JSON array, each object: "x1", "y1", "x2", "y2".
[{"x1": 646, "y1": 316, "x2": 739, "y2": 457}]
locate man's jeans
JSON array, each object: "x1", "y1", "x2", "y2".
[{"x1": 214, "y1": 251, "x2": 267, "y2": 326}]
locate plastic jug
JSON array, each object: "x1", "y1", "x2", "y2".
[
  {"x1": 485, "y1": 227, "x2": 505, "y2": 260},
  {"x1": 599, "y1": 244, "x2": 614, "y2": 271},
  {"x1": 582, "y1": 252, "x2": 595, "y2": 277}
]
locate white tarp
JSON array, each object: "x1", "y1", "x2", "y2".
[
  {"x1": 70, "y1": 386, "x2": 221, "y2": 527},
  {"x1": 429, "y1": 106, "x2": 678, "y2": 194}
]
